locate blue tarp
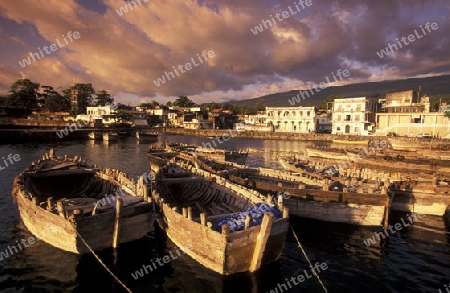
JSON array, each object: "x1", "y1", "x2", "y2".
[{"x1": 216, "y1": 203, "x2": 282, "y2": 232}]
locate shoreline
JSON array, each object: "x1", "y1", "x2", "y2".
[
  {"x1": 1, "y1": 125, "x2": 450, "y2": 145},
  {"x1": 163, "y1": 128, "x2": 380, "y2": 142}
]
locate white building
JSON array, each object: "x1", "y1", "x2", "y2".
[
  {"x1": 315, "y1": 110, "x2": 332, "y2": 133},
  {"x1": 331, "y1": 97, "x2": 377, "y2": 135},
  {"x1": 266, "y1": 106, "x2": 315, "y2": 132},
  {"x1": 82, "y1": 105, "x2": 118, "y2": 124}
]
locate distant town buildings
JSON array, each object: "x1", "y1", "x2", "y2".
[
  {"x1": 3, "y1": 84, "x2": 449, "y2": 137},
  {"x1": 266, "y1": 106, "x2": 316, "y2": 132},
  {"x1": 331, "y1": 97, "x2": 378, "y2": 135},
  {"x1": 374, "y1": 90, "x2": 448, "y2": 136}
]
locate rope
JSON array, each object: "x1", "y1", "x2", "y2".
[
  {"x1": 72, "y1": 224, "x2": 133, "y2": 293},
  {"x1": 290, "y1": 225, "x2": 328, "y2": 293}
]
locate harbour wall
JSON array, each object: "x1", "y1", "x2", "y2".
[{"x1": 164, "y1": 128, "x2": 380, "y2": 142}]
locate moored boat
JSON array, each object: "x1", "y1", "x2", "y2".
[
  {"x1": 167, "y1": 142, "x2": 249, "y2": 165},
  {"x1": 152, "y1": 162, "x2": 289, "y2": 275},
  {"x1": 388, "y1": 180, "x2": 450, "y2": 216},
  {"x1": 136, "y1": 131, "x2": 159, "y2": 141},
  {"x1": 147, "y1": 145, "x2": 178, "y2": 172},
  {"x1": 88, "y1": 131, "x2": 102, "y2": 140},
  {"x1": 103, "y1": 132, "x2": 119, "y2": 141},
  {"x1": 388, "y1": 137, "x2": 450, "y2": 152},
  {"x1": 332, "y1": 139, "x2": 369, "y2": 145},
  {"x1": 11, "y1": 149, "x2": 154, "y2": 254},
  {"x1": 306, "y1": 146, "x2": 349, "y2": 160},
  {"x1": 189, "y1": 155, "x2": 391, "y2": 226}
]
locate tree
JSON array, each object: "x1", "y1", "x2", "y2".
[
  {"x1": 166, "y1": 101, "x2": 173, "y2": 107},
  {"x1": 319, "y1": 95, "x2": 338, "y2": 110},
  {"x1": 7, "y1": 79, "x2": 39, "y2": 108},
  {"x1": 104, "y1": 109, "x2": 132, "y2": 124},
  {"x1": 139, "y1": 103, "x2": 153, "y2": 110},
  {"x1": 95, "y1": 90, "x2": 113, "y2": 106},
  {"x1": 44, "y1": 91, "x2": 71, "y2": 112},
  {"x1": 173, "y1": 96, "x2": 197, "y2": 107},
  {"x1": 69, "y1": 83, "x2": 95, "y2": 115}
]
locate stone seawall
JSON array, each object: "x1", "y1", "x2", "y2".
[{"x1": 164, "y1": 128, "x2": 379, "y2": 142}]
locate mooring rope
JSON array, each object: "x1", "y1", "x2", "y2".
[
  {"x1": 72, "y1": 225, "x2": 133, "y2": 293},
  {"x1": 290, "y1": 225, "x2": 328, "y2": 293}
]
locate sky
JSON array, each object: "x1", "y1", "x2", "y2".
[{"x1": 0, "y1": 0, "x2": 449, "y2": 106}]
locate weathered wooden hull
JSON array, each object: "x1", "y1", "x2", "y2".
[
  {"x1": 11, "y1": 153, "x2": 154, "y2": 254},
  {"x1": 283, "y1": 189, "x2": 390, "y2": 226},
  {"x1": 158, "y1": 198, "x2": 289, "y2": 275},
  {"x1": 389, "y1": 139, "x2": 418, "y2": 151},
  {"x1": 388, "y1": 137, "x2": 450, "y2": 152},
  {"x1": 389, "y1": 188, "x2": 450, "y2": 216},
  {"x1": 13, "y1": 184, "x2": 153, "y2": 254},
  {"x1": 147, "y1": 151, "x2": 178, "y2": 172},
  {"x1": 229, "y1": 174, "x2": 389, "y2": 226},
  {"x1": 306, "y1": 147, "x2": 348, "y2": 160},
  {"x1": 153, "y1": 166, "x2": 289, "y2": 275},
  {"x1": 136, "y1": 132, "x2": 159, "y2": 141},
  {"x1": 197, "y1": 152, "x2": 248, "y2": 165},
  {"x1": 186, "y1": 154, "x2": 389, "y2": 226}
]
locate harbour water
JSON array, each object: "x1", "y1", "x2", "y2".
[{"x1": 0, "y1": 135, "x2": 449, "y2": 292}]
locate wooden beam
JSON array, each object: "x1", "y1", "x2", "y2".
[
  {"x1": 200, "y1": 213, "x2": 207, "y2": 226},
  {"x1": 112, "y1": 198, "x2": 124, "y2": 249},
  {"x1": 57, "y1": 201, "x2": 66, "y2": 219},
  {"x1": 250, "y1": 212, "x2": 274, "y2": 272}
]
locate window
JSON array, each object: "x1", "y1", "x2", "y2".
[
  {"x1": 356, "y1": 105, "x2": 361, "y2": 111},
  {"x1": 355, "y1": 115, "x2": 360, "y2": 121},
  {"x1": 337, "y1": 127, "x2": 341, "y2": 131},
  {"x1": 346, "y1": 115, "x2": 351, "y2": 121},
  {"x1": 337, "y1": 115, "x2": 341, "y2": 121}
]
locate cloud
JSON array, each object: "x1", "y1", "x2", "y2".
[{"x1": 0, "y1": 0, "x2": 448, "y2": 104}]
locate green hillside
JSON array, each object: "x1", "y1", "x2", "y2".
[{"x1": 229, "y1": 75, "x2": 450, "y2": 108}]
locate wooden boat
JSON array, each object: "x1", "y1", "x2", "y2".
[
  {"x1": 147, "y1": 145, "x2": 178, "y2": 172},
  {"x1": 332, "y1": 139, "x2": 369, "y2": 145},
  {"x1": 306, "y1": 146, "x2": 349, "y2": 160},
  {"x1": 388, "y1": 137, "x2": 450, "y2": 152},
  {"x1": 88, "y1": 132, "x2": 102, "y2": 140},
  {"x1": 388, "y1": 180, "x2": 450, "y2": 216},
  {"x1": 136, "y1": 131, "x2": 159, "y2": 141},
  {"x1": 11, "y1": 149, "x2": 154, "y2": 254},
  {"x1": 103, "y1": 132, "x2": 119, "y2": 141},
  {"x1": 152, "y1": 162, "x2": 289, "y2": 275},
  {"x1": 167, "y1": 142, "x2": 249, "y2": 165},
  {"x1": 188, "y1": 155, "x2": 390, "y2": 227}
]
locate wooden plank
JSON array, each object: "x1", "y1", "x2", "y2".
[
  {"x1": 112, "y1": 198, "x2": 123, "y2": 248},
  {"x1": 250, "y1": 212, "x2": 274, "y2": 272}
]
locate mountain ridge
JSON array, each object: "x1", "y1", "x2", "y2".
[{"x1": 228, "y1": 74, "x2": 450, "y2": 107}]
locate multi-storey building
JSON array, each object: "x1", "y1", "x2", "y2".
[
  {"x1": 331, "y1": 97, "x2": 377, "y2": 135},
  {"x1": 374, "y1": 90, "x2": 449, "y2": 136},
  {"x1": 265, "y1": 106, "x2": 316, "y2": 132},
  {"x1": 379, "y1": 90, "x2": 430, "y2": 113}
]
